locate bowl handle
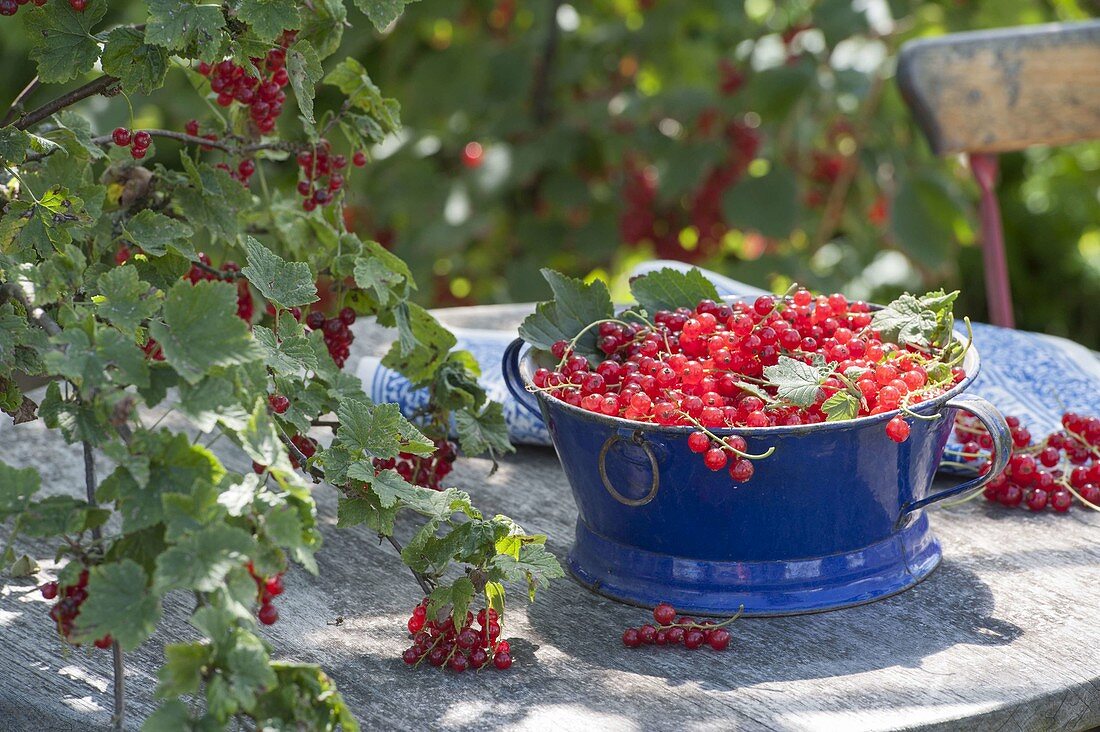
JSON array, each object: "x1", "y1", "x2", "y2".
[
  {"x1": 898, "y1": 394, "x2": 1011, "y2": 521},
  {"x1": 600, "y1": 431, "x2": 661, "y2": 507},
  {"x1": 502, "y1": 337, "x2": 544, "y2": 419}
]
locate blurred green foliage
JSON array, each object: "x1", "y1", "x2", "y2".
[{"x1": 3, "y1": 0, "x2": 1097, "y2": 345}]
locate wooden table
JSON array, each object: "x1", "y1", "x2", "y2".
[{"x1": 3, "y1": 305, "x2": 1100, "y2": 731}]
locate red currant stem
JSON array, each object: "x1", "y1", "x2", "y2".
[
  {"x1": 658, "y1": 605, "x2": 744, "y2": 631},
  {"x1": 1062, "y1": 483, "x2": 1100, "y2": 513},
  {"x1": 678, "y1": 413, "x2": 775, "y2": 460},
  {"x1": 273, "y1": 307, "x2": 281, "y2": 340},
  {"x1": 896, "y1": 402, "x2": 941, "y2": 422},
  {"x1": 4, "y1": 165, "x2": 41, "y2": 203},
  {"x1": 749, "y1": 283, "x2": 798, "y2": 332},
  {"x1": 832, "y1": 370, "x2": 865, "y2": 401},
  {"x1": 1064, "y1": 427, "x2": 1100, "y2": 459},
  {"x1": 189, "y1": 259, "x2": 242, "y2": 280},
  {"x1": 411, "y1": 632, "x2": 444, "y2": 669},
  {"x1": 943, "y1": 317, "x2": 974, "y2": 369}
]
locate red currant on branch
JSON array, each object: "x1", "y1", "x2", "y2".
[{"x1": 402, "y1": 600, "x2": 512, "y2": 672}]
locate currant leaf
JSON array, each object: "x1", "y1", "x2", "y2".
[
  {"x1": 24, "y1": 0, "x2": 108, "y2": 84},
  {"x1": 101, "y1": 26, "x2": 170, "y2": 95},
  {"x1": 241, "y1": 236, "x2": 319, "y2": 309},
  {"x1": 72, "y1": 559, "x2": 162, "y2": 651},
  {"x1": 762, "y1": 355, "x2": 833, "y2": 408},
  {"x1": 149, "y1": 280, "x2": 262, "y2": 384},
  {"x1": 629, "y1": 267, "x2": 720, "y2": 315},
  {"x1": 519, "y1": 269, "x2": 614, "y2": 358},
  {"x1": 821, "y1": 391, "x2": 860, "y2": 422}
]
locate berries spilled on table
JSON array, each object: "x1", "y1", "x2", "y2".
[
  {"x1": 621, "y1": 602, "x2": 740, "y2": 651},
  {"x1": 402, "y1": 599, "x2": 512, "y2": 672},
  {"x1": 957, "y1": 411, "x2": 1100, "y2": 513}
]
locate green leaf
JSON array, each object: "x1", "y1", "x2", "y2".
[
  {"x1": 345, "y1": 465, "x2": 417, "y2": 508},
  {"x1": 50, "y1": 110, "x2": 106, "y2": 160},
  {"x1": 629, "y1": 267, "x2": 720, "y2": 314},
  {"x1": 24, "y1": 0, "x2": 108, "y2": 83},
  {"x1": 353, "y1": 0, "x2": 419, "y2": 31},
  {"x1": 172, "y1": 158, "x2": 252, "y2": 244},
  {"x1": 870, "y1": 291, "x2": 959, "y2": 349},
  {"x1": 241, "y1": 236, "x2": 318, "y2": 309},
  {"x1": 428, "y1": 576, "x2": 475, "y2": 627},
  {"x1": 491, "y1": 543, "x2": 564, "y2": 601},
  {"x1": 762, "y1": 355, "x2": 832, "y2": 407},
  {"x1": 154, "y1": 524, "x2": 256, "y2": 593},
  {"x1": 518, "y1": 269, "x2": 614, "y2": 358},
  {"x1": 157, "y1": 642, "x2": 211, "y2": 698},
  {"x1": 286, "y1": 40, "x2": 323, "y2": 125},
  {"x1": 101, "y1": 26, "x2": 170, "y2": 95},
  {"x1": 253, "y1": 325, "x2": 319, "y2": 373},
  {"x1": 73, "y1": 560, "x2": 162, "y2": 650},
  {"x1": 380, "y1": 301, "x2": 457, "y2": 386},
  {"x1": 454, "y1": 402, "x2": 513, "y2": 459},
  {"x1": 0, "y1": 128, "x2": 32, "y2": 164},
  {"x1": 143, "y1": 700, "x2": 194, "y2": 730},
  {"x1": 96, "y1": 265, "x2": 158, "y2": 334},
  {"x1": 145, "y1": 0, "x2": 227, "y2": 53},
  {"x1": 323, "y1": 58, "x2": 401, "y2": 133},
  {"x1": 238, "y1": 0, "x2": 300, "y2": 41},
  {"x1": 336, "y1": 400, "x2": 434, "y2": 459},
  {"x1": 149, "y1": 280, "x2": 261, "y2": 384},
  {"x1": 122, "y1": 209, "x2": 194, "y2": 257},
  {"x1": 821, "y1": 391, "x2": 860, "y2": 422},
  {"x1": 177, "y1": 376, "x2": 250, "y2": 432},
  {"x1": 17, "y1": 495, "x2": 109, "y2": 537},
  {"x1": 721, "y1": 167, "x2": 799, "y2": 239},
  {"x1": 225, "y1": 631, "x2": 277, "y2": 708},
  {"x1": 0, "y1": 461, "x2": 40, "y2": 520},
  {"x1": 240, "y1": 397, "x2": 298, "y2": 478},
  {"x1": 352, "y1": 240, "x2": 414, "y2": 306},
  {"x1": 890, "y1": 173, "x2": 963, "y2": 270},
  {"x1": 336, "y1": 493, "x2": 396, "y2": 534}
]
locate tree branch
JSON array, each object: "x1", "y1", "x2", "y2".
[
  {"x1": 531, "y1": 0, "x2": 563, "y2": 126},
  {"x1": 11, "y1": 76, "x2": 120, "y2": 131},
  {"x1": 2, "y1": 77, "x2": 41, "y2": 128},
  {"x1": 0, "y1": 282, "x2": 61, "y2": 336},
  {"x1": 809, "y1": 67, "x2": 887, "y2": 253}
]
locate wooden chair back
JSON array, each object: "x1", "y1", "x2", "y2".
[{"x1": 897, "y1": 20, "x2": 1100, "y2": 327}]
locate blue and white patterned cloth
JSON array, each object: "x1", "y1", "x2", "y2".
[{"x1": 355, "y1": 261, "x2": 1100, "y2": 455}]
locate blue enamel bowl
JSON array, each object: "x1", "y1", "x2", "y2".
[{"x1": 503, "y1": 336, "x2": 1010, "y2": 616}]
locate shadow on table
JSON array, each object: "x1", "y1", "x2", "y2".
[{"x1": 526, "y1": 557, "x2": 1020, "y2": 690}]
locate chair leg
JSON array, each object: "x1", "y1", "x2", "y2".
[{"x1": 968, "y1": 153, "x2": 1015, "y2": 329}]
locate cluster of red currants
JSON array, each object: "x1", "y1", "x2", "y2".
[
  {"x1": 621, "y1": 602, "x2": 735, "y2": 651},
  {"x1": 294, "y1": 139, "x2": 366, "y2": 212},
  {"x1": 185, "y1": 253, "x2": 254, "y2": 323},
  {"x1": 967, "y1": 411, "x2": 1100, "y2": 513},
  {"x1": 305, "y1": 307, "x2": 356, "y2": 368},
  {"x1": 0, "y1": 0, "x2": 51, "y2": 18},
  {"x1": 402, "y1": 600, "x2": 512, "y2": 672},
  {"x1": 371, "y1": 438, "x2": 458, "y2": 491},
  {"x1": 196, "y1": 34, "x2": 297, "y2": 135},
  {"x1": 534, "y1": 292, "x2": 962, "y2": 482},
  {"x1": 111, "y1": 127, "x2": 153, "y2": 160},
  {"x1": 247, "y1": 563, "x2": 284, "y2": 625},
  {"x1": 41, "y1": 568, "x2": 113, "y2": 649},
  {"x1": 619, "y1": 118, "x2": 760, "y2": 262}
]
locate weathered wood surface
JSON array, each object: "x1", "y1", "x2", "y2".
[
  {"x1": 3, "y1": 304, "x2": 1100, "y2": 732},
  {"x1": 897, "y1": 20, "x2": 1100, "y2": 155}
]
